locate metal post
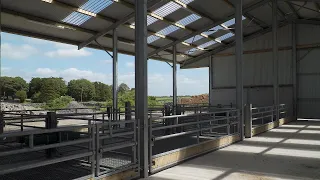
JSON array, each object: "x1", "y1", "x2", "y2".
[
  {"x1": 292, "y1": 23, "x2": 297, "y2": 120},
  {"x1": 273, "y1": 0, "x2": 280, "y2": 122},
  {"x1": 209, "y1": 56, "x2": 213, "y2": 106},
  {"x1": 226, "y1": 112, "x2": 230, "y2": 135},
  {"x1": 113, "y1": 29, "x2": 118, "y2": 121},
  {"x1": 135, "y1": 0, "x2": 149, "y2": 177},
  {"x1": 236, "y1": 0, "x2": 244, "y2": 140},
  {"x1": 125, "y1": 101, "x2": 132, "y2": 128},
  {"x1": 20, "y1": 115, "x2": 23, "y2": 132},
  {"x1": 173, "y1": 45, "x2": 177, "y2": 115},
  {"x1": 45, "y1": 112, "x2": 57, "y2": 158},
  {"x1": 0, "y1": 113, "x2": 4, "y2": 134},
  {"x1": 95, "y1": 125, "x2": 100, "y2": 176},
  {"x1": 244, "y1": 104, "x2": 252, "y2": 138}
]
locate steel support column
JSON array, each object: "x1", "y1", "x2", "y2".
[
  {"x1": 209, "y1": 56, "x2": 213, "y2": 106},
  {"x1": 135, "y1": 0, "x2": 148, "y2": 177},
  {"x1": 292, "y1": 23, "x2": 297, "y2": 119},
  {"x1": 173, "y1": 45, "x2": 177, "y2": 114},
  {"x1": 273, "y1": 0, "x2": 280, "y2": 121},
  {"x1": 236, "y1": 0, "x2": 244, "y2": 140},
  {"x1": 113, "y1": 29, "x2": 118, "y2": 121}
]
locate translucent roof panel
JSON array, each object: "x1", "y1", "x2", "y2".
[
  {"x1": 157, "y1": 25, "x2": 180, "y2": 36},
  {"x1": 153, "y1": 1, "x2": 181, "y2": 18},
  {"x1": 217, "y1": 32, "x2": 234, "y2": 41},
  {"x1": 202, "y1": 25, "x2": 224, "y2": 36},
  {"x1": 80, "y1": 0, "x2": 113, "y2": 14},
  {"x1": 198, "y1": 40, "x2": 216, "y2": 49},
  {"x1": 180, "y1": 0, "x2": 195, "y2": 4},
  {"x1": 62, "y1": 0, "x2": 114, "y2": 26},
  {"x1": 147, "y1": 15, "x2": 158, "y2": 26},
  {"x1": 177, "y1": 14, "x2": 201, "y2": 26},
  {"x1": 223, "y1": 16, "x2": 246, "y2": 27},
  {"x1": 185, "y1": 35, "x2": 203, "y2": 44},
  {"x1": 185, "y1": 48, "x2": 197, "y2": 54},
  {"x1": 147, "y1": 35, "x2": 161, "y2": 44},
  {"x1": 62, "y1": 12, "x2": 91, "y2": 26}
]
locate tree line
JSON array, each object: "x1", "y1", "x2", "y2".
[{"x1": 0, "y1": 76, "x2": 133, "y2": 105}]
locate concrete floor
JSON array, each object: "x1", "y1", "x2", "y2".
[{"x1": 147, "y1": 120, "x2": 320, "y2": 180}]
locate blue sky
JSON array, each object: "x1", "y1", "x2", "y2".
[{"x1": 1, "y1": 32, "x2": 208, "y2": 96}]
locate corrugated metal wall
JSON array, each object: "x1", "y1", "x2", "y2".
[
  {"x1": 210, "y1": 24, "x2": 293, "y2": 109},
  {"x1": 297, "y1": 24, "x2": 320, "y2": 118}
]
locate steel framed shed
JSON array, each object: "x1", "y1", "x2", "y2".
[{"x1": 1, "y1": 0, "x2": 320, "y2": 179}]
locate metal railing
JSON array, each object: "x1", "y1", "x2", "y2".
[
  {"x1": 251, "y1": 104, "x2": 288, "y2": 126},
  {"x1": 149, "y1": 109, "x2": 240, "y2": 158},
  {"x1": 0, "y1": 112, "x2": 139, "y2": 179},
  {"x1": 0, "y1": 123, "x2": 94, "y2": 175}
]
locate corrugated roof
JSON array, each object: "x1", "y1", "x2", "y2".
[{"x1": 1, "y1": 0, "x2": 319, "y2": 64}]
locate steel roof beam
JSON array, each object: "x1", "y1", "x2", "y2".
[
  {"x1": 222, "y1": 0, "x2": 268, "y2": 29},
  {"x1": 171, "y1": 0, "x2": 235, "y2": 34},
  {"x1": 286, "y1": 2, "x2": 301, "y2": 18},
  {"x1": 315, "y1": 2, "x2": 320, "y2": 11},
  {"x1": 114, "y1": 0, "x2": 223, "y2": 45},
  {"x1": 78, "y1": 0, "x2": 162, "y2": 50},
  {"x1": 40, "y1": 0, "x2": 194, "y2": 57},
  {"x1": 280, "y1": 0, "x2": 320, "y2": 2},
  {"x1": 295, "y1": 19, "x2": 320, "y2": 25},
  {"x1": 148, "y1": 0, "x2": 270, "y2": 58},
  {"x1": 1, "y1": 8, "x2": 184, "y2": 61},
  {"x1": 181, "y1": 21, "x2": 290, "y2": 68}
]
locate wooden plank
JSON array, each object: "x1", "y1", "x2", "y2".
[
  {"x1": 152, "y1": 134, "x2": 240, "y2": 171},
  {"x1": 252, "y1": 117, "x2": 293, "y2": 136}
]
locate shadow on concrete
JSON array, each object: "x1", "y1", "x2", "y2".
[{"x1": 147, "y1": 120, "x2": 320, "y2": 180}]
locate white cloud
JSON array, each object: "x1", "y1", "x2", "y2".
[
  {"x1": 24, "y1": 37, "x2": 51, "y2": 45},
  {"x1": 1, "y1": 43, "x2": 38, "y2": 59},
  {"x1": 45, "y1": 42, "x2": 91, "y2": 58},
  {"x1": 45, "y1": 49, "x2": 91, "y2": 58},
  {"x1": 101, "y1": 60, "x2": 112, "y2": 64},
  {"x1": 35, "y1": 68, "x2": 57, "y2": 76},
  {"x1": 126, "y1": 62, "x2": 135, "y2": 68}
]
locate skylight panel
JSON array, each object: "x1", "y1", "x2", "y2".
[
  {"x1": 185, "y1": 48, "x2": 197, "y2": 54},
  {"x1": 62, "y1": 12, "x2": 91, "y2": 26},
  {"x1": 148, "y1": 35, "x2": 161, "y2": 44},
  {"x1": 61, "y1": 0, "x2": 113, "y2": 26},
  {"x1": 157, "y1": 25, "x2": 180, "y2": 36},
  {"x1": 177, "y1": 14, "x2": 201, "y2": 26},
  {"x1": 180, "y1": 0, "x2": 195, "y2": 4},
  {"x1": 153, "y1": 1, "x2": 181, "y2": 18},
  {"x1": 198, "y1": 40, "x2": 216, "y2": 49},
  {"x1": 202, "y1": 25, "x2": 223, "y2": 36},
  {"x1": 147, "y1": 15, "x2": 158, "y2": 26},
  {"x1": 216, "y1": 32, "x2": 234, "y2": 41},
  {"x1": 222, "y1": 16, "x2": 246, "y2": 27},
  {"x1": 185, "y1": 35, "x2": 203, "y2": 44},
  {"x1": 80, "y1": 0, "x2": 113, "y2": 14}
]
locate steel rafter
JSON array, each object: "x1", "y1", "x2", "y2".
[
  {"x1": 148, "y1": 0, "x2": 271, "y2": 58},
  {"x1": 181, "y1": 21, "x2": 290, "y2": 68},
  {"x1": 40, "y1": 0, "x2": 193, "y2": 58}
]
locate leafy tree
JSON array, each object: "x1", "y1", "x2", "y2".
[
  {"x1": 28, "y1": 77, "x2": 43, "y2": 98},
  {"x1": 30, "y1": 77, "x2": 67, "y2": 103},
  {"x1": 67, "y1": 79, "x2": 95, "y2": 102},
  {"x1": 43, "y1": 96, "x2": 73, "y2": 109},
  {"x1": 15, "y1": 90, "x2": 27, "y2": 103},
  {"x1": 93, "y1": 82, "x2": 112, "y2": 101},
  {"x1": 0, "y1": 76, "x2": 28, "y2": 99},
  {"x1": 118, "y1": 83, "x2": 130, "y2": 94},
  {"x1": 38, "y1": 79, "x2": 60, "y2": 103}
]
